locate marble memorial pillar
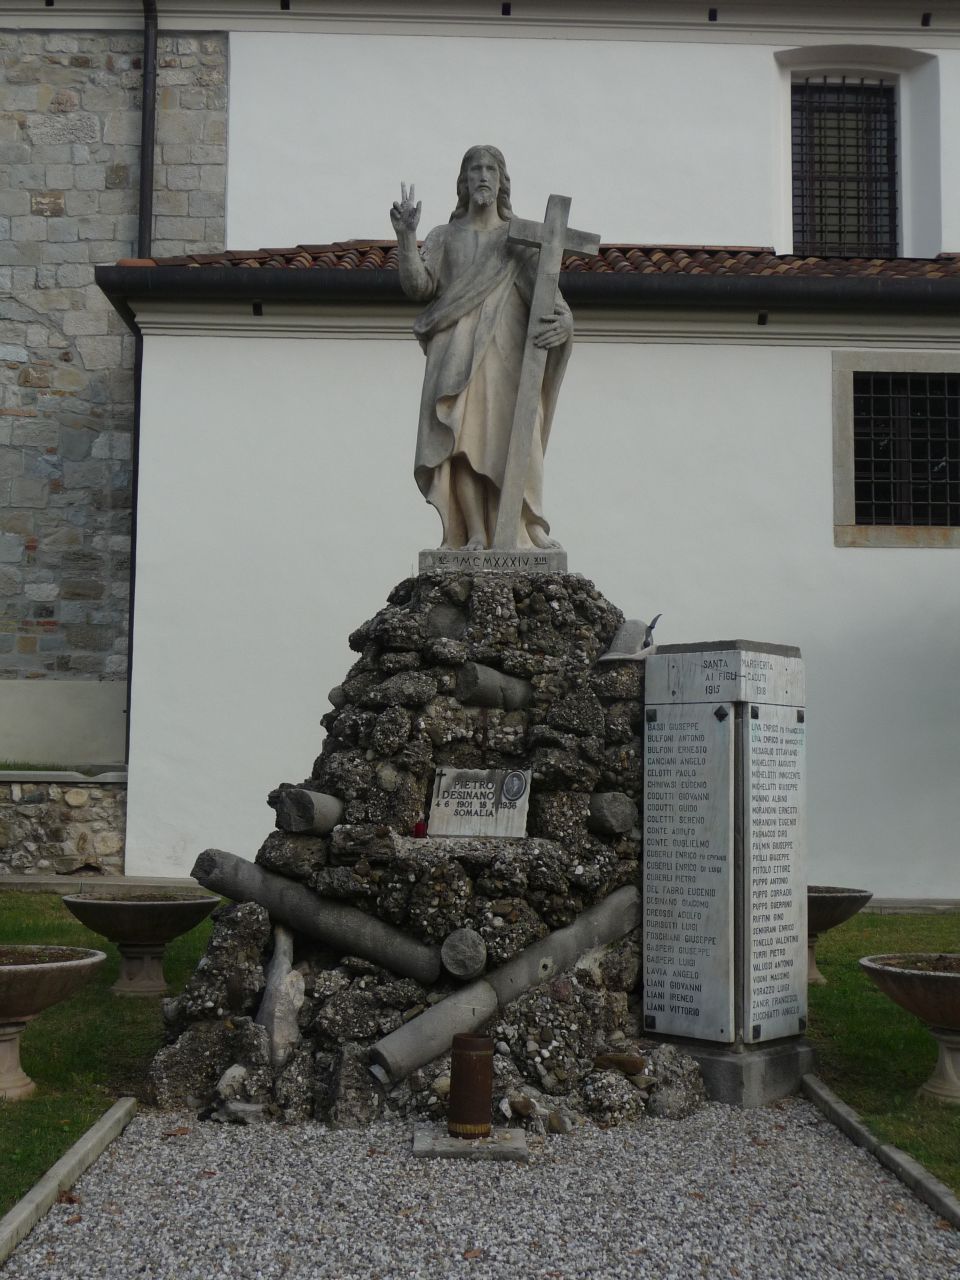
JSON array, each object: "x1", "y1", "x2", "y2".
[{"x1": 642, "y1": 643, "x2": 808, "y2": 1069}]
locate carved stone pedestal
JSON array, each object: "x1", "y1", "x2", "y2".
[
  {"x1": 922, "y1": 1028, "x2": 960, "y2": 1105},
  {"x1": 114, "y1": 942, "x2": 168, "y2": 996},
  {"x1": 0, "y1": 1022, "x2": 34, "y2": 1101},
  {"x1": 0, "y1": 944, "x2": 105, "y2": 1098},
  {"x1": 62, "y1": 894, "x2": 217, "y2": 997}
]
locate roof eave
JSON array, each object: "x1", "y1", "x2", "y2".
[
  {"x1": 562, "y1": 270, "x2": 960, "y2": 311},
  {"x1": 95, "y1": 262, "x2": 960, "y2": 335},
  {"x1": 96, "y1": 264, "x2": 408, "y2": 332}
]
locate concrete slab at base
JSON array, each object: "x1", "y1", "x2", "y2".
[
  {"x1": 648, "y1": 1036, "x2": 816, "y2": 1108},
  {"x1": 412, "y1": 1124, "x2": 529, "y2": 1162}
]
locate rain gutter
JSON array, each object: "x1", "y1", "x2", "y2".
[
  {"x1": 96, "y1": 263, "x2": 960, "y2": 333},
  {"x1": 137, "y1": 1, "x2": 158, "y2": 260},
  {"x1": 124, "y1": 0, "x2": 157, "y2": 763}
]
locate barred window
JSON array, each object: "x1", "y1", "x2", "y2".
[
  {"x1": 792, "y1": 77, "x2": 899, "y2": 258},
  {"x1": 853, "y1": 372, "x2": 960, "y2": 527}
]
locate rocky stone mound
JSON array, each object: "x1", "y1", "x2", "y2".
[
  {"x1": 258, "y1": 571, "x2": 644, "y2": 957},
  {"x1": 149, "y1": 571, "x2": 706, "y2": 1130},
  {"x1": 151, "y1": 901, "x2": 704, "y2": 1129}
]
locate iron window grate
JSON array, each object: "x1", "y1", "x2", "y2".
[
  {"x1": 792, "y1": 78, "x2": 898, "y2": 258},
  {"x1": 853, "y1": 372, "x2": 960, "y2": 527}
]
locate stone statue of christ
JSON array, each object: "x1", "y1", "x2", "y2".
[{"x1": 391, "y1": 145, "x2": 572, "y2": 552}]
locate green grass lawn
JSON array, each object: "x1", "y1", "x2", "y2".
[
  {"x1": 0, "y1": 891, "x2": 211, "y2": 1216},
  {"x1": 807, "y1": 910, "x2": 960, "y2": 1195}
]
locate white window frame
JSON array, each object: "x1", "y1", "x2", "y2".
[{"x1": 775, "y1": 46, "x2": 941, "y2": 259}]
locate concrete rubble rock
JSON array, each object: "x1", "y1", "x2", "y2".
[
  {"x1": 149, "y1": 1016, "x2": 271, "y2": 1112},
  {"x1": 161, "y1": 901, "x2": 271, "y2": 1037},
  {"x1": 580, "y1": 1068, "x2": 647, "y2": 1125},
  {"x1": 643, "y1": 1042, "x2": 709, "y2": 1120},
  {"x1": 324, "y1": 1043, "x2": 383, "y2": 1130},
  {"x1": 273, "y1": 1044, "x2": 317, "y2": 1123},
  {"x1": 588, "y1": 791, "x2": 639, "y2": 836}
]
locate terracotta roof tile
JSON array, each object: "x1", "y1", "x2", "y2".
[{"x1": 114, "y1": 241, "x2": 960, "y2": 281}]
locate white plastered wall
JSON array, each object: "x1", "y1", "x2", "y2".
[
  {"x1": 937, "y1": 50, "x2": 960, "y2": 250},
  {"x1": 227, "y1": 31, "x2": 960, "y2": 257},
  {"x1": 226, "y1": 32, "x2": 780, "y2": 249},
  {"x1": 128, "y1": 324, "x2": 960, "y2": 896}
]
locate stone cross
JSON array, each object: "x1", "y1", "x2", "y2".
[{"x1": 492, "y1": 194, "x2": 600, "y2": 550}]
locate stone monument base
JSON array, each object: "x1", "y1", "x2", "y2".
[
  {"x1": 644, "y1": 1035, "x2": 816, "y2": 1109},
  {"x1": 418, "y1": 547, "x2": 568, "y2": 574}
]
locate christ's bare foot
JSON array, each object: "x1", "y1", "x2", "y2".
[
  {"x1": 464, "y1": 536, "x2": 486, "y2": 551},
  {"x1": 529, "y1": 525, "x2": 562, "y2": 550}
]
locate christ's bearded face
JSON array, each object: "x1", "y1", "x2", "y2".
[{"x1": 466, "y1": 152, "x2": 501, "y2": 209}]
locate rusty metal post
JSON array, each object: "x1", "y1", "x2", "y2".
[{"x1": 447, "y1": 1033, "x2": 494, "y2": 1139}]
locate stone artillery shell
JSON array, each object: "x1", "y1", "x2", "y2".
[{"x1": 369, "y1": 884, "x2": 640, "y2": 1082}]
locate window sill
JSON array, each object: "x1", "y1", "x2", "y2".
[{"x1": 834, "y1": 525, "x2": 960, "y2": 548}]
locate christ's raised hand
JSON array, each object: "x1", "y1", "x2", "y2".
[{"x1": 390, "y1": 182, "x2": 421, "y2": 236}]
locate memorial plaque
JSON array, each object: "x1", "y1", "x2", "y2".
[
  {"x1": 428, "y1": 767, "x2": 531, "y2": 838},
  {"x1": 643, "y1": 702, "x2": 736, "y2": 1042},
  {"x1": 645, "y1": 644, "x2": 804, "y2": 708},
  {"x1": 743, "y1": 703, "x2": 807, "y2": 1041}
]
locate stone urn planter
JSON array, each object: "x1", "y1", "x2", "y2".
[
  {"x1": 0, "y1": 945, "x2": 106, "y2": 1100},
  {"x1": 859, "y1": 954, "x2": 960, "y2": 1104},
  {"x1": 807, "y1": 885, "x2": 873, "y2": 984},
  {"x1": 62, "y1": 890, "x2": 217, "y2": 996}
]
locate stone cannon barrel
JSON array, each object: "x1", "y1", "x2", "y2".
[{"x1": 191, "y1": 848, "x2": 442, "y2": 986}]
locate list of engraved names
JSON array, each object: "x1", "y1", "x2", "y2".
[
  {"x1": 643, "y1": 704, "x2": 735, "y2": 1042},
  {"x1": 745, "y1": 706, "x2": 807, "y2": 1039}
]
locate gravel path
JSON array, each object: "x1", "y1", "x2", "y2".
[{"x1": 5, "y1": 1098, "x2": 959, "y2": 1280}]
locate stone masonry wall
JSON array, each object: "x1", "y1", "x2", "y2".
[
  {"x1": 0, "y1": 779, "x2": 126, "y2": 876},
  {"x1": 0, "y1": 28, "x2": 226, "y2": 683}
]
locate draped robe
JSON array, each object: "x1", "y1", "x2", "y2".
[{"x1": 407, "y1": 219, "x2": 572, "y2": 549}]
